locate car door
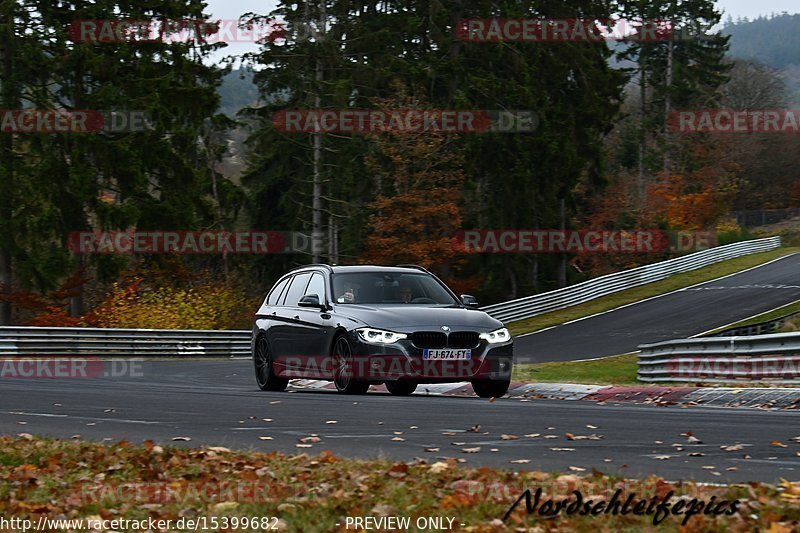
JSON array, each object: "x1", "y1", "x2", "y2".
[
  {"x1": 295, "y1": 272, "x2": 335, "y2": 378},
  {"x1": 269, "y1": 272, "x2": 311, "y2": 369}
]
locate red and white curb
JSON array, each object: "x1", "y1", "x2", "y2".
[{"x1": 287, "y1": 380, "x2": 800, "y2": 409}]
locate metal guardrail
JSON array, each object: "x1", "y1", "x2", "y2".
[
  {"x1": 638, "y1": 332, "x2": 800, "y2": 383},
  {"x1": 706, "y1": 311, "x2": 798, "y2": 337},
  {"x1": 0, "y1": 326, "x2": 251, "y2": 358},
  {"x1": 481, "y1": 236, "x2": 782, "y2": 323}
]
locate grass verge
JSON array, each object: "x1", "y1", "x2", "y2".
[
  {"x1": 512, "y1": 353, "x2": 640, "y2": 386},
  {"x1": 1, "y1": 436, "x2": 798, "y2": 532},
  {"x1": 506, "y1": 247, "x2": 799, "y2": 337}
]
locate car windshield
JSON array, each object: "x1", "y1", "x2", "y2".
[{"x1": 332, "y1": 272, "x2": 459, "y2": 305}]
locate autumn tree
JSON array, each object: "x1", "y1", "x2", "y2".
[{"x1": 360, "y1": 89, "x2": 472, "y2": 290}]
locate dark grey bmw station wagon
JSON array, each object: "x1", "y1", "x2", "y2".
[{"x1": 252, "y1": 265, "x2": 513, "y2": 397}]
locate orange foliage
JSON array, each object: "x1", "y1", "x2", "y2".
[
  {"x1": 360, "y1": 86, "x2": 476, "y2": 293},
  {"x1": 4, "y1": 269, "x2": 88, "y2": 327}
]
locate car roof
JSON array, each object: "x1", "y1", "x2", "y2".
[{"x1": 289, "y1": 264, "x2": 428, "y2": 275}]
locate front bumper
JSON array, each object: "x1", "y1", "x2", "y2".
[{"x1": 348, "y1": 331, "x2": 513, "y2": 383}]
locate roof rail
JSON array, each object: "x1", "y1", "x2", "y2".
[
  {"x1": 395, "y1": 264, "x2": 430, "y2": 273},
  {"x1": 289, "y1": 263, "x2": 334, "y2": 273}
]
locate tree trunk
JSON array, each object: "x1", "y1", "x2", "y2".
[{"x1": 0, "y1": 6, "x2": 15, "y2": 324}]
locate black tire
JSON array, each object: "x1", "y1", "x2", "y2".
[
  {"x1": 332, "y1": 335, "x2": 369, "y2": 395},
  {"x1": 254, "y1": 335, "x2": 288, "y2": 392},
  {"x1": 471, "y1": 378, "x2": 510, "y2": 399},
  {"x1": 385, "y1": 380, "x2": 417, "y2": 396}
]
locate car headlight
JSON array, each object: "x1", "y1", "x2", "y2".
[
  {"x1": 356, "y1": 327, "x2": 408, "y2": 344},
  {"x1": 479, "y1": 327, "x2": 511, "y2": 344}
]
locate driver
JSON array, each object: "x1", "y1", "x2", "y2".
[
  {"x1": 337, "y1": 283, "x2": 357, "y2": 303},
  {"x1": 398, "y1": 284, "x2": 413, "y2": 304}
]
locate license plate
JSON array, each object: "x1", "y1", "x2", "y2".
[{"x1": 423, "y1": 348, "x2": 472, "y2": 360}]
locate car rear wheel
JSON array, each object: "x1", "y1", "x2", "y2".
[
  {"x1": 254, "y1": 335, "x2": 288, "y2": 392},
  {"x1": 385, "y1": 380, "x2": 417, "y2": 396},
  {"x1": 471, "y1": 378, "x2": 510, "y2": 399},
  {"x1": 332, "y1": 335, "x2": 369, "y2": 395}
]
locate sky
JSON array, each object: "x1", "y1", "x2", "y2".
[{"x1": 203, "y1": 0, "x2": 800, "y2": 65}]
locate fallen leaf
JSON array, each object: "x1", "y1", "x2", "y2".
[{"x1": 430, "y1": 462, "x2": 449, "y2": 473}]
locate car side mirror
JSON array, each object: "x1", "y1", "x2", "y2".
[
  {"x1": 298, "y1": 294, "x2": 325, "y2": 310},
  {"x1": 461, "y1": 294, "x2": 479, "y2": 308}
]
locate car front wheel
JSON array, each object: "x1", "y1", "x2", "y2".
[
  {"x1": 254, "y1": 335, "x2": 288, "y2": 392},
  {"x1": 385, "y1": 380, "x2": 417, "y2": 396},
  {"x1": 332, "y1": 335, "x2": 369, "y2": 395},
  {"x1": 471, "y1": 378, "x2": 510, "y2": 399}
]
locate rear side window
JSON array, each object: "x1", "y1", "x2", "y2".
[
  {"x1": 282, "y1": 272, "x2": 311, "y2": 307},
  {"x1": 266, "y1": 277, "x2": 291, "y2": 306}
]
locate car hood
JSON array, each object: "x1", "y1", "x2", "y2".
[{"x1": 335, "y1": 305, "x2": 504, "y2": 331}]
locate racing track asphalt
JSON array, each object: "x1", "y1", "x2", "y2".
[
  {"x1": 1, "y1": 360, "x2": 798, "y2": 484},
  {"x1": 513, "y1": 252, "x2": 800, "y2": 363}
]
